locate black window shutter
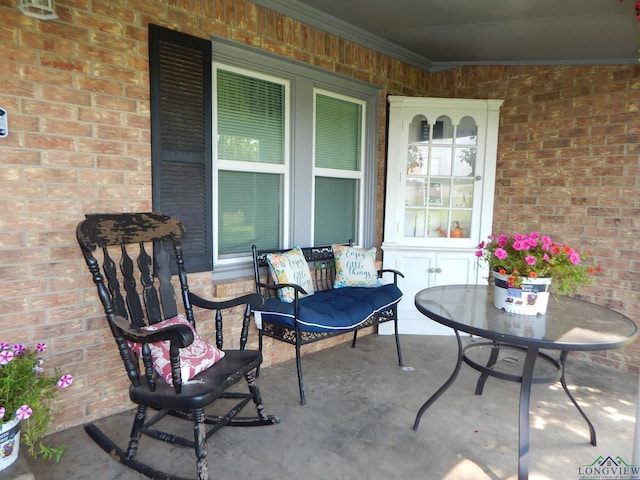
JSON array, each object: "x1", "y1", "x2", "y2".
[{"x1": 149, "y1": 24, "x2": 213, "y2": 272}]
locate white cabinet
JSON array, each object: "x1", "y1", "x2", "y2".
[{"x1": 380, "y1": 96, "x2": 503, "y2": 335}]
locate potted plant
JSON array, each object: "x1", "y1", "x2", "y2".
[
  {"x1": 0, "y1": 342, "x2": 73, "y2": 469},
  {"x1": 476, "y1": 232, "x2": 600, "y2": 314}
]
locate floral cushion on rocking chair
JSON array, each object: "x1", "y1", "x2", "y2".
[{"x1": 128, "y1": 314, "x2": 225, "y2": 385}]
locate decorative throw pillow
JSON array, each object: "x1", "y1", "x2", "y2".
[
  {"x1": 265, "y1": 247, "x2": 315, "y2": 303},
  {"x1": 332, "y1": 244, "x2": 382, "y2": 288},
  {"x1": 128, "y1": 314, "x2": 225, "y2": 386}
]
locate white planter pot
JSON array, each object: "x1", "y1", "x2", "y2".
[
  {"x1": 493, "y1": 271, "x2": 551, "y2": 316},
  {"x1": 0, "y1": 417, "x2": 20, "y2": 471}
]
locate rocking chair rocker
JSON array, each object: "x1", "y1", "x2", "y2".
[{"x1": 76, "y1": 212, "x2": 279, "y2": 480}]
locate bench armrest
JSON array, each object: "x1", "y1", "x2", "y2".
[{"x1": 377, "y1": 268, "x2": 404, "y2": 285}]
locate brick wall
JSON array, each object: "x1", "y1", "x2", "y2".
[
  {"x1": 427, "y1": 65, "x2": 640, "y2": 370},
  {"x1": 0, "y1": 0, "x2": 638, "y2": 435},
  {"x1": 0, "y1": 0, "x2": 432, "y2": 433}
]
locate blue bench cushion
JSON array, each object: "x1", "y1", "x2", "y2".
[{"x1": 257, "y1": 284, "x2": 402, "y2": 333}]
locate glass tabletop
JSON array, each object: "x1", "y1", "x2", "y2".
[{"x1": 415, "y1": 285, "x2": 638, "y2": 351}]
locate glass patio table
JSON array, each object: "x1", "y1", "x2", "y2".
[{"x1": 413, "y1": 284, "x2": 638, "y2": 480}]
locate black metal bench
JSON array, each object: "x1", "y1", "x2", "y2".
[{"x1": 251, "y1": 244, "x2": 404, "y2": 405}]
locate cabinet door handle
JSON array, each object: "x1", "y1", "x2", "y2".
[
  {"x1": 435, "y1": 267, "x2": 442, "y2": 273},
  {"x1": 428, "y1": 267, "x2": 443, "y2": 273}
]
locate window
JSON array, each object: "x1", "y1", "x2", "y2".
[
  {"x1": 313, "y1": 91, "x2": 364, "y2": 245},
  {"x1": 151, "y1": 25, "x2": 380, "y2": 273},
  {"x1": 215, "y1": 67, "x2": 289, "y2": 258}
]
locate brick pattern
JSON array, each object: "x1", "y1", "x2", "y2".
[
  {"x1": 0, "y1": 0, "x2": 638, "y2": 436},
  {"x1": 0, "y1": 0, "x2": 432, "y2": 433},
  {"x1": 427, "y1": 65, "x2": 640, "y2": 371}
]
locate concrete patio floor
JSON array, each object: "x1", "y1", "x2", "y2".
[{"x1": 24, "y1": 334, "x2": 639, "y2": 480}]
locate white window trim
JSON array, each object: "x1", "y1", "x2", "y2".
[
  {"x1": 312, "y1": 88, "x2": 366, "y2": 245},
  {"x1": 213, "y1": 64, "x2": 291, "y2": 267},
  {"x1": 209, "y1": 36, "x2": 381, "y2": 279}
]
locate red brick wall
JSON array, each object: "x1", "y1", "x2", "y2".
[
  {"x1": 0, "y1": 0, "x2": 431, "y2": 433},
  {"x1": 0, "y1": 0, "x2": 638, "y2": 435},
  {"x1": 427, "y1": 65, "x2": 640, "y2": 370}
]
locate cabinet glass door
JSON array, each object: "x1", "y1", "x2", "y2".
[{"x1": 404, "y1": 114, "x2": 477, "y2": 239}]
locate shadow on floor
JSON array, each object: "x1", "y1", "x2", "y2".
[{"x1": 27, "y1": 334, "x2": 638, "y2": 480}]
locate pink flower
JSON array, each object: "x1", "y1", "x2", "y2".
[
  {"x1": 512, "y1": 240, "x2": 526, "y2": 251},
  {"x1": 0, "y1": 349, "x2": 14, "y2": 365},
  {"x1": 57, "y1": 374, "x2": 73, "y2": 389},
  {"x1": 525, "y1": 255, "x2": 536, "y2": 266},
  {"x1": 494, "y1": 248, "x2": 507, "y2": 260},
  {"x1": 0, "y1": 407, "x2": 5, "y2": 419},
  {"x1": 36, "y1": 343, "x2": 47, "y2": 353},
  {"x1": 568, "y1": 251, "x2": 581, "y2": 264},
  {"x1": 475, "y1": 249, "x2": 483, "y2": 257},
  {"x1": 0, "y1": 342, "x2": 9, "y2": 350},
  {"x1": 16, "y1": 405, "x2": 33, "y2": 420},
  {"x1": 13, "y1": 344, "x2": 25, "y2": 355}
]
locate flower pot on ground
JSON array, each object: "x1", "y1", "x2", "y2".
[
  {"x1": 0, "y1": 416, "x2": 20, "y2": 471},
  {"x1": 0, "y1": 342, "x2": 73, "y2": 467}
]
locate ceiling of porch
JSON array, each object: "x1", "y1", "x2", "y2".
[{"x1": 250, "y1": 0, "x2": 640, "y2": 72}]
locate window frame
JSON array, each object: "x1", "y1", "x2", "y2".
[
  {"x1": 312, "y1": 88, "x2": 366, "y2": 245},
  {"x1": 213, "y1": 65, "x2": 291, "y2": 262},
  {"x1": 211, "y1": 37, "x2": 381, "y2": 274}
]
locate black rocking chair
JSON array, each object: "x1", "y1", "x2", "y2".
[{"x1": 76, "y1": 212, "x2": 279, "y2": 480}]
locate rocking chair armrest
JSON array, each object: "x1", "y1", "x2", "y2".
[
  {"x1": 188, "y1": 292, "x2": 266, "y2": 311},
  {"x1": 111, "y1": 314, "x2": 195, "y2": 348}
]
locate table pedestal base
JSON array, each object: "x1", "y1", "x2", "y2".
[{"x1": 413, "y1": 331, "x2": 597, "y2": 480}]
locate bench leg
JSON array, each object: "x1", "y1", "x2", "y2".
[
  {"x1": 295, "y1": 329, "x2": 306, "y2": 405},
  {"x1": 351, "y1": 330, "x2": 358, "y2": 348},
  {"x1": 393, "y1": 308, "x2": 404, "y2": 367}
]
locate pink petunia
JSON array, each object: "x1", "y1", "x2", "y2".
[
  {"x1": 16, "y1": 405, "x2": 32, "y2": 420},
  {"x1": 494, "y1": 248, "x2": 508, "y2": 260},
  {"x1": 568, "y1": 251, "x2": 581, "y2": 264},
  {"x1": 13, "y1": 344, "x2": 25, "y2": 355},
  {"x1": 36, "y1": 343, "x2": 47, "y2": 353},
  {"x1": 57, "y1": 374, "x2": 73, "y2": 389},
  {"x1": 0, "y1": 342, "x2": 9, "y2": 350},
  {"x1": 0, "y1": 349, "x2": 14, "y2": 365},
  {"x1": 512, "y1": 240, "x2": 526, "y2": 251}
]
